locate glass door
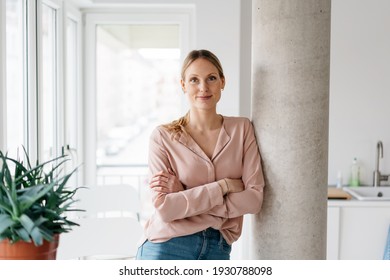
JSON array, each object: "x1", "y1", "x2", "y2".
[
  {"x1": 84, "y1": 9, "x2": 192, "y2": 220},
  {"x1": 95, "y1": 24, "x2": 182, "y2": 188}
]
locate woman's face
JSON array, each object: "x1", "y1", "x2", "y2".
[{"x1": 181, "y1": 58, "x2": 225, "y2": 112}]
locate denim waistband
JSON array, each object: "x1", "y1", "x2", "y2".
[{"x1": 195, "y1": 227, "x2": 220, "y2": 238}]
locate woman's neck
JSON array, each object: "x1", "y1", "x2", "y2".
[{"x1": 187, "y1": 109, "x2": 222, "y2": 132}]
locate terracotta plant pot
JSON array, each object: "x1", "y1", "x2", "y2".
[{"x1": 0, "y1": 235, "x2": 59, "y2": 260}]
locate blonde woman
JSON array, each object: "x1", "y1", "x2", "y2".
[{"x1": 136, "y1": 49, "x2": 264, "y2": 260}]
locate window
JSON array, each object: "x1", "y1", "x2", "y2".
[
  {"x1": 5, "y1": 0, "x2": 25, "y2": 157},
  {"x1": 2, "y1": 0, "x2": 81, "y2": 179},
  {"x1": 65, "y1": 18, "x2": 78, "y2": 153},
  {"x1": 40, "y1": 3, "x2": 58, "y2": 162},
  {"x1": 64, "y1": 12, "x2": 82, "y2": 186}
]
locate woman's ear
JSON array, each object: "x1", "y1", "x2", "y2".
[
  {"x1": 221, "y1": 77, "x2": 226, "y2": 91},
  {"x1": 180, "y1": 79, "x2": 186, "y2": 93}
]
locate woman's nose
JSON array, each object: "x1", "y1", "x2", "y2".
[{"x1": 198, "y1": 81, "x2": 208, "y2": 92}]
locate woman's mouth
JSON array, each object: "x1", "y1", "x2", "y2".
[{"x1": 196, "y1": 95, "x2": 212, "y2": 100}]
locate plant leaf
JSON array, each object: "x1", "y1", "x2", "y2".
[
  {"x1": 0, "y1": 155, "x2": 6, "y2": 187},
  {"x1": 18, "y1": 213, "x2": 35, "y2": 233},
  {"x1": 2, "y1": 182, "x2": 20, "y2": 218},
  {"x1": 38, "y1": 226, "x2": 53, "y2": 241},
  {"x1": 34, "y1": 216, "x2": 48, "y2": 227},
  {"x1": 2, "y1": 158, "x2": 13, "y2": 189},
  {"x1": 22, "y1": 146, "x2": 32, "y2": 170},
  {"x1": 18, "y1": 214, "x2": 44, "y2": 246},
  {"x1": 15, "y1": 227, "x2": 31, "y2": 242},
  {"x1": 0, "y1": 214, "x2": 16, "y2": 234},
  {"x1": 30, "y1": 226, "x2": 43, "y2": 246},
  {"x1": 18, "y1": 181, "x2": 57, "y2": 213},
  {"x1": 0, "y1": 200, "x2": 13, "y2": 215},
  {"x1": 9, "y1": 155, "x2": 63, "y2": 185}
]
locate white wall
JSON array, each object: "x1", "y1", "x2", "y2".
[{"x1": 328, "y1": 0, "x2": 390, "y2": 186}]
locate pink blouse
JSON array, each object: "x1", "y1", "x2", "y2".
[{"x1": 143, "y1": 116, "x2": 264, "y2": 245}]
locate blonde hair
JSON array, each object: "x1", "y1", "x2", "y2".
[
  {"x1": 162, "y1": 111, "x2": 190, "y2": 140},
  {"x1": 163, "y1": 50, "x2": 225, "y2": 139},
  {"x1": 180, "y1": 49, "x2": 225, "y2": 81}
]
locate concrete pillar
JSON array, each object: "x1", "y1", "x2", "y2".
[{"x1": 251, "y1": 0, "x2": 331, "y2": 259}]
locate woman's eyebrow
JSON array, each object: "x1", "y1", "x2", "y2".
[{"x1": 188, "y1": 72, "x2": 218, "y2": 77}]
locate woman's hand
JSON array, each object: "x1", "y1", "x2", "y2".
[
  {"x1": 218, "y1": 178, "x2": 244, "y2": 195},
  {"x1": 149, "y1": 168, "x2": 184, "y2": 194},
  {"x1": 226, "y1": 178, "x2": 245, "y2": 193}
]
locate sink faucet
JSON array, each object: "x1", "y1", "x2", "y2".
[{"x1": 373, "y1": 141, "x2": 390, "y2": 186}]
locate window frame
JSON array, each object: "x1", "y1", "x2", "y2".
[
  {"x1": 63, "y1": 1, "x2": 83, "y2": 184},
  {"x1": 37, "y1": 0, "x2": 63, "y2": 161},
  {"x1": 0, "y1": 0, "x2": 6, "y2": 152},
  {"x1": 2, "y1": 0, "x2": 31, "y2": 158}
]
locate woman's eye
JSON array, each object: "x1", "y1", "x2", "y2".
[
  {"x1": 189, "y1": 78, "x2": 198, "y2": 83},
  {"x1": 208, "y1": 76, "x2": 217, "y2": 81}
]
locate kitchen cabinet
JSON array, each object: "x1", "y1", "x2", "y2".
[{"x1": 327, "y1": 200, "x2": 390, "y2": 259}]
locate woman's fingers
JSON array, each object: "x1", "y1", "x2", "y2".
[
  {"x1": 149, "y1": 179, "x2": 171, "y2": 192},
  {"x1": 150, "y1": 170, "x2": 176, "y2": 185},
  {"x1": 150, "y1": 174, "x2": 169, "y2": 183},
  {"x1": 149, "y1": 177, "x2": 170, "y2": 188},
  {"x1": 150, "y1": 186, "x2": 170, "y2": 193},
  {"x1": 149, "y1": 169, "x2": 183, "y2": 193},
  {"x1": 149, "y1": 172, "x2": 172, "y2": 193}
]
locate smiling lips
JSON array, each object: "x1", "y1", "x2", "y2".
[{"x1": 196, "y1": 95, "x2": 212, "y2": 100}]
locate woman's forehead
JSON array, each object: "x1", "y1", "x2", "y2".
[{"x1": 184, "y1": 58, "x2": 218, "y2": 76}]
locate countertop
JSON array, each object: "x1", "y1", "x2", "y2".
[
  {"x1": 328, "y1": 199, "x2": 390, "y2": 207},
  {"x1": 328, "y1": 186, "x2": 390, "y2": 207}
]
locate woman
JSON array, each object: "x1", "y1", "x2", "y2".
[{"x1": 136, "y1": 49, "x2": 264, "y2": 260}]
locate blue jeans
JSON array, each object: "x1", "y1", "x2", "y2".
[{"x1": 136, "y1": 228, "x2": 231, "y2": 260}]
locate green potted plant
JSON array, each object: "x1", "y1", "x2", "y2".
[{"x1": 0, "y1": 148, "x2": 81, "y2": 260}]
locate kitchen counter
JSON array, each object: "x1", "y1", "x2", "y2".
[
  {"x1": 328, "y1": 198, "x2": 390, "y2": 207},
  {"x1": 327, "y1": 188, "x2": 390, "y2": 259},
  {"x1": 327, "y1": 186, "x2": 390, "y2": 207}
]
